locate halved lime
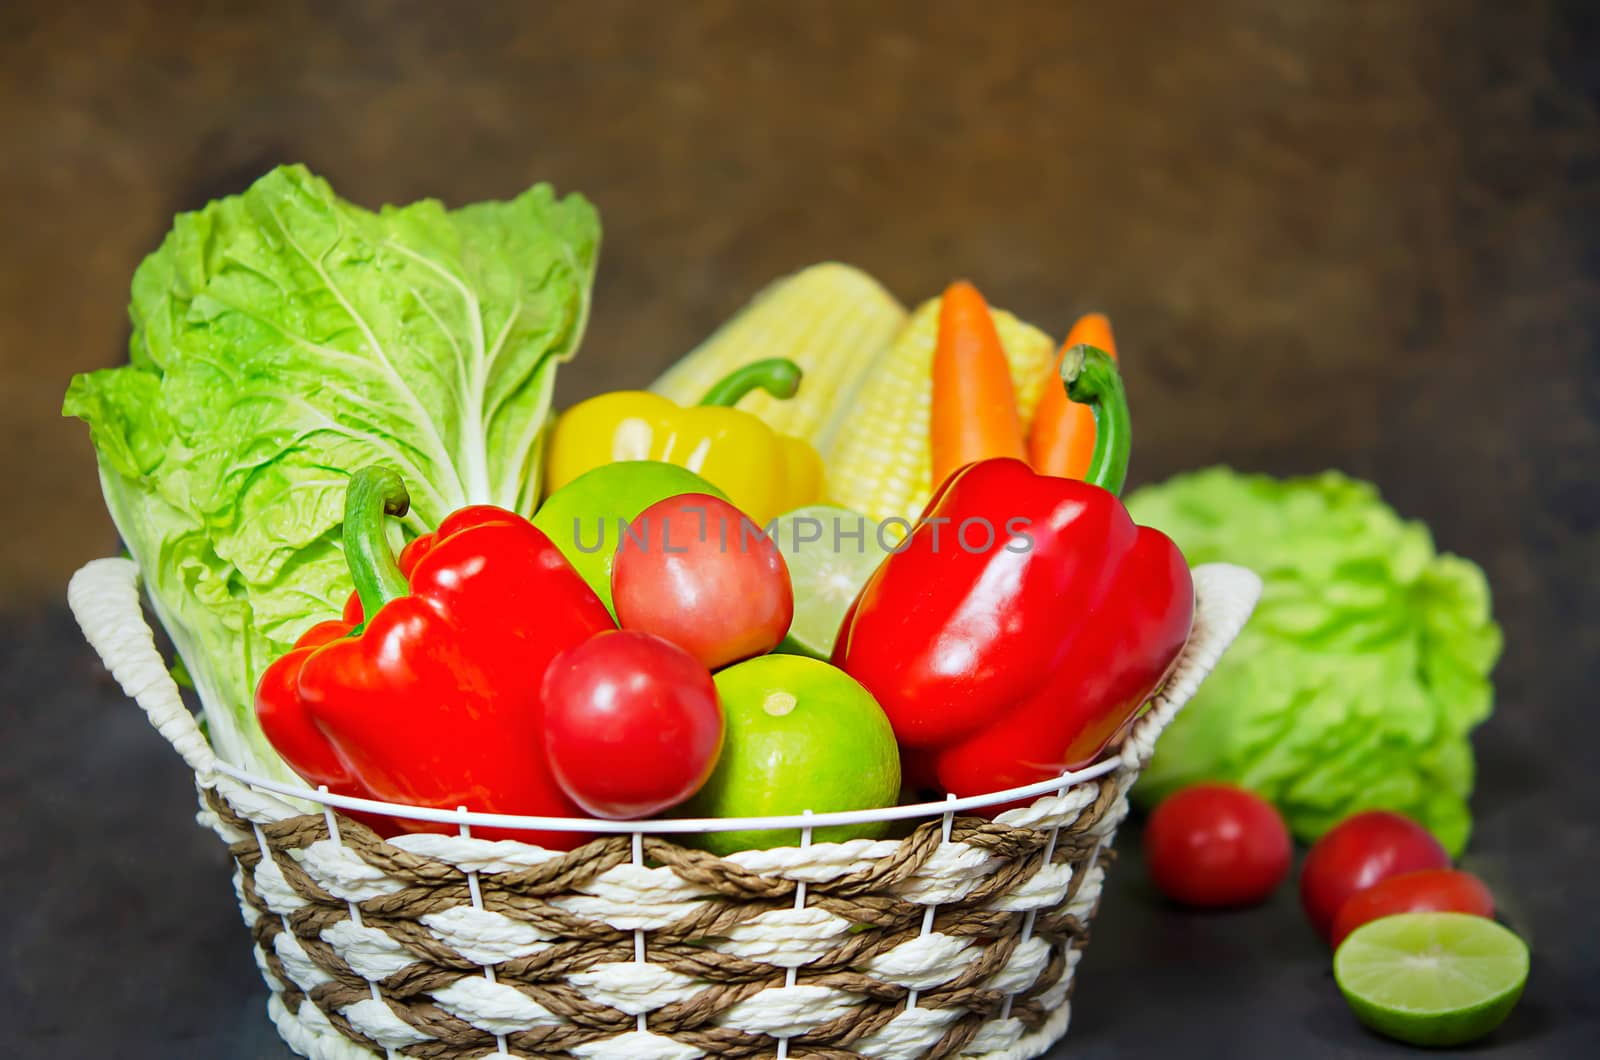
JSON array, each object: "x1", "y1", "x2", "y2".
[
  {"x1": 769, "y1": 504, "x2": 890, "y2": 659},
  {"x1": 1333, "y1": 912, "x2": 1528, "y2": 1047}
]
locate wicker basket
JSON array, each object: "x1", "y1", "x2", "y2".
[{"x1": 69, "y1": 557, "x2": 1259, "y2": 1060}]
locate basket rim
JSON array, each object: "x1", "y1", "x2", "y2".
[
  {"x1": 212, "y1": 754, "x2": 1124, "y2": 835},
  {"x1": 71, "y1": 555, "x2": 1261, "y2": 844}
]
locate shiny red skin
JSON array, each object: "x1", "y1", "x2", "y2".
[
  {"x1": 257, "y1": 505, "x2": 616, "y2": 847},
  {"x1": 542, "y1": 630, "x2": 725, "y2": 819},
  {"x1": 1330, "y1": 869, "x2": 1495, "y2": 948},
  {"x1": 257, "y1": 620, "x2": 363, "y2": 793},
  {"x1": 255, "y1": 620, "x2": 399, "y2": 838},
  {"x1": 612, "y1": 493, "x2": 794, "y2": 670},
  {"x1": 1300, "y1": 810, "x2": 1451, "y2": 939},
  {"x1": 832, "y1": 458, "x2": 1194, "y2": 801},
  {"x1": 1143, "y1": 783, "x2": 1292, "y2": 908}
]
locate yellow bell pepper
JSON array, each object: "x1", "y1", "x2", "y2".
[{"x1": 544, "y1": 359, "x2": 825, "y2": 526}]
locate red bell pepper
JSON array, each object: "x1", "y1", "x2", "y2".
[
  {"x1": 833, "y1": 345, "x2": 1195, "y2": 801},
  {"x1": 254, "y1": 467, "x2": 615, "y2": 846}
]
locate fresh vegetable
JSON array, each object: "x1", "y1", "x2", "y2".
[
  {"x1": 1142, "y1": 783, "x2": 1291, "y2": 908},
  {"x1": 1127, "y1": 468, "x2": 1502, "y2": 856},
  {"x1": 835, "y1": 349, "x2": 1194, "y2": 799},
  {"x1": 542, "y1": 631, "x2": 723, "y2": 820},
  {"x1": 254, "y1": 468, "x2": 614, "y2": 846},
  {"x1": 1028, "y1": 313, "x2": 1118, "y2": 478},
  {"x1": 64, "y1": 165, "x2": 599, "y2": 779},
  {"x1": 532, "y1": 461, "x2": 727, "y2": 616},
  {"x1": 253, "y1": 617, "x2": 400, "y2": 838},
  {"x1": 1300, "y1": 810, "x2": 1451, "y2": 940},
  {"x1": 341, "y1": 533, "x2": 433, "y2": 624},
  {"x1": 1330, "y1": 869, "x2": 1495, "y2": 949},
  {"x1": 612, "y1": 493, "x2": 794, "y2": 670},
  {"x1": 771, "y1": 504, "x2": 890, "y2": 660},
  {"x1": 682, "y1": 654, "x2": 900, "y2": 855},
  {"x1": 650, "y1": 263, "x2": 908, "y2": 455},
  {"x1": 1334, "y1": 912, "x2": 1528, "y2": 1047},
  {"x1": 929, "y1": 281, "x2": 1027, "y2": 487},
  {"x1": 827, "y1": 294, "x2": 1056, "y2": 525},
  {"x1": 545, "y1": 359, "x2": 823, "y2": 527}
]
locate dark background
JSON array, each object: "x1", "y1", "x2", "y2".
[{"x1": 3, "y1": 1, "x2": 1597, "y2": 1056}]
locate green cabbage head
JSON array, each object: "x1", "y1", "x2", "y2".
[
  {"x1": 1127, "y1": 468, "x2": 1502, "y2": 856},
  {"x1": 64, "y1": 165, "x2": 599, "y2": 778}
]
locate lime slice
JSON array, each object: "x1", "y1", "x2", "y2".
[
  {"x1": 770, "y1": 504, "x2": 890, "y2": 659},
  {"x1": 1334, "y1": 912, "x2": 1528, "y2": 1047}
]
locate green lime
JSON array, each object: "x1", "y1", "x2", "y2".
[
  {"x1": 769, "y1": 504, "x2": 889, "y2": 660},
  {"x1": 1334, "y1": 912, "x2": 1529, "y2": 1047},
  {"x1": 682, "y1": 654, "x2": 900, "y2": 855},
  {"x1": 533, "y1": 461, "x2": 726, "y2": 615}
]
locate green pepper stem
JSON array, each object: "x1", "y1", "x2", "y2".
[
  {"x1": 698, "y1": 358, "x2": 803, "y2": 407},
  {"x1": 1060, "y1": 345, "x2": 1131, "y2": 496},
  {"x1": 345, "y1": 467, "x2": 412, "y2": 622}
]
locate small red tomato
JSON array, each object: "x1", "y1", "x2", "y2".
[
  {"x1": 1143, "y1": 783, "x2": 1292, "y2": 908},
  {"x1": 542, "y1": 630, "x2": 724, "y2": 820},
  {"x1": 1329, "y1": 868, "x2": 1495, "y2": 948},
  {"x1": 1300, "y1": 810, "x2": 1451, "y2": 939},
  {"x1": 612, "y1": 493, "x2": 794, "y2": 670}
]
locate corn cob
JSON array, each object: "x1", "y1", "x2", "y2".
[
  {"x1": 650, "y1": 263, "x2": 907, "y2": 455},
  {"x1": 827, "y1": 296, "x2": 1056, "y2": 525}
]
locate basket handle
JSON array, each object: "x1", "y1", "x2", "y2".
[
  {"x1": 67, "y1": 557, "x2": 218, "y2": 777},
  {"x1": 1119, "y1": 562, "x2": 1262, "y2": 770}
]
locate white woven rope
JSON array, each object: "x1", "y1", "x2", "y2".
[
  {"x1": 267, "y1": 990, "x2": 1080, "y2": 1060},
  {"x1": 70, "y1": 557, "x2": 1262, "y2": 1060},
  {"x1": 66, "y1": 557, "x2": 216, "y2": 776}
]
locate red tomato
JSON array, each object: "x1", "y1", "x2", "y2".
[
  {"x1": 1143, "y1": 783, "x2": 1292, "y2": 908},
  {"x1": 1300, "y1": 810, "x2": 1450, "y2": 939},
  {"x1": 1329, "y1": 868, "x2": 1495, "y2": 948},
  {"x1": 612, "y1": 493, "x2": 794, "y2": 670},
  {"x1": 541, "y1": 631, "x2": 724, "y2": 820}
]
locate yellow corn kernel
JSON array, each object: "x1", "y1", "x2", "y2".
[
  {"x1": 827, "y1": 296, "x2": 1055, "y2": 525},
  {"x1": 650, "y1": 263, "x2": 907, "y2": 455}
]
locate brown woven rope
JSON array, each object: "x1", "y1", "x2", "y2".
[{"x1": 207, "y1": 769, "x2": 1122, "y2": 1060}]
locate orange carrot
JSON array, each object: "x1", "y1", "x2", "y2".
[
  {"x1": 930, "y1": 280, "x2": 1027, "y2": 488},
  {"x1": 1027, "y1": 313, "x2": 1119, "y2": 478}
]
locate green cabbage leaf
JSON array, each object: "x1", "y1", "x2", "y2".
[
  {"x1": 1127, "y1": 468, "x2": 1502, "y2": 856},
  {"x1": 64, "y1": 165, "x2": 599, "y2": 777}
]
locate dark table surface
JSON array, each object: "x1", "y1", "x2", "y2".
[{"x1": 4, "y1": 1, "x2": 1599, "y2": 1057}]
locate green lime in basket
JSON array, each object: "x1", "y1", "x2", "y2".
[
  {"x1": 680, "y1": 654, "x2": 900, "y2": 855},
  {"x1": 1333, "y1": 911, "x2": 1529, "y2": 1047},
  {"x1": 770, "y1": 504, "x2": 890, "y2": 660}
]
